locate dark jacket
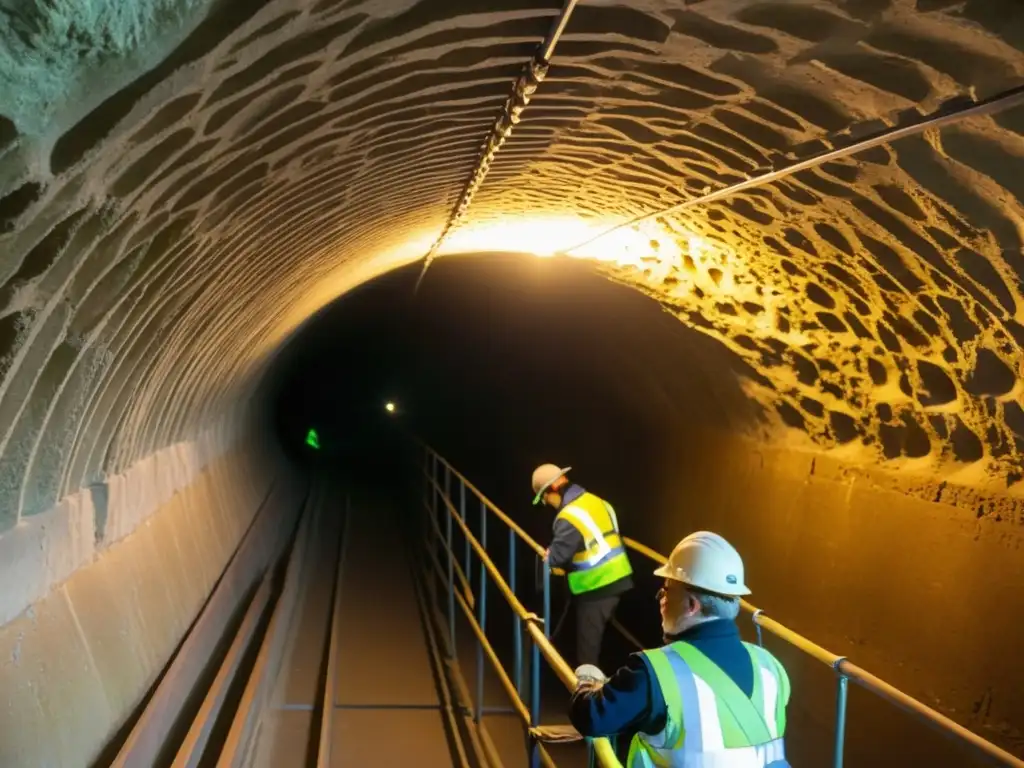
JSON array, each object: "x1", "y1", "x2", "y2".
[
  {"x1": 547, "y1": 484, "x2": 633, "y2": 601},
  {"x1": 569, "y1": 618, "x2": 753, "y2": 736}
]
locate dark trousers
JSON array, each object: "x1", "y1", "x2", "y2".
[{"x1": 575, "y1": 595, "x2": 620, "y2": 668}]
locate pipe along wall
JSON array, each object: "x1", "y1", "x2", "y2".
[{"x1": 3, "y1": 0, "x2": 1024, "y2": 765}]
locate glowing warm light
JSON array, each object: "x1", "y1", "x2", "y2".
[
  {"x1": 385, "y1": 401, "x2": 396, "y2": 414},
  {"x1": 271, "y1": 215, "x2": 754, "y2": 374},
  {"x1": 437, "y1": 214, "x2": 686, "y2": 272}
]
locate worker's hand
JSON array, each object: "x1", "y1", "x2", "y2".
[{"x1": 574, "y1": 664, "x2": 607, "y2": 693}]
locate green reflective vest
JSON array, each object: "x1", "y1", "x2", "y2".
[
  {"x1": 628, "y1": 639, "x2": 791, "y2": 768},
  {"x1": 555, "y1": 492, "x2": 632, "y2": 595}
]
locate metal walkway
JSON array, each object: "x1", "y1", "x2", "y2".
[
  {"x1": 106, "y1": 478, "x2": 497, "y2": 768},
  {"x1": 254, "y1": 486, "x2": 461, "y2": 767},
  {"x1": 103, "y1": 455, "x2": 1024, "y2": 768},
  {"x1": 243, "y1": 479, "x2": 590, "y2": 768}
]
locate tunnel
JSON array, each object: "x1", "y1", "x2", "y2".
[{"x1": 2, "y1": 0, "x2": 1024, "y2": 765}]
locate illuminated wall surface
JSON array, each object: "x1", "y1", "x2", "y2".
[{"x1": 2, "y1": 0, "x2": 1024, "y2": 764}]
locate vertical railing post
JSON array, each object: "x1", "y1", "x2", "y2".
[
  {"x1": 476, "y1": 499, "x2": 487, "y2": 724},
  {"x1": 422, "y1": 449, "x2": 429, "y2": 554},
  {"x1": 530, "y1": 552, "x2": 546, "y2": 768},
  {"x1": 462, "y1": 480, "x2": 471, "y2": 589},
  {"x1": 427, "y1": 451, "x2": 437, "y2": 601},
  {"x1": 833, "y1": 660, "x2": 849, "y2": 768},
  {"x1": 445, "y1": 466, "x2": 455, "y2": 658},
  {"x1": 510, "y1": 529, "x2": 522, "y2": 695},
  {"x1": 424, "y1": 450, "x2": 431, "y2": 526},
  {"x1": 543, "y1": 560, "x2": 551, "y2": 638},
  {"x1": 458, "y1": 474, "x2": 470, "y2": 682}
]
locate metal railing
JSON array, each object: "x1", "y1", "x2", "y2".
[
  {"x1": 423, "y1": 449, "x2": 622, "y2": 768},
  {"x1": 620, "y1": 539, "x2": 1024, "y2": 768},
  {"x1": 422, "y1": 446, "x2": 1024, "y2": 768}
]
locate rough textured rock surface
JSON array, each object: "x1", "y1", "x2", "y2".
[
  {"x1": 4, "y1": 0, "x2": 1024, "y2": 761},
  {"x1": 4, "y1": 0, "x2": 1024, "y2": 534}
]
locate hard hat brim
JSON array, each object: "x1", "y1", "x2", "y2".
[
  {"x1": 653, "y1": 564, "x2": 752, "y2": 596},
  {"x1": 532, "y1": 466, "x2": 571, "y2": 505}
]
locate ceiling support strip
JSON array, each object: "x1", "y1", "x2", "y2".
[{"x1": 413, "y1": 0, "x2": 580, "y2": 292}]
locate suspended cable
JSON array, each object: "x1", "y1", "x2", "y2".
[
  {"x1": 413, "y1": 0, "x2": 580, "y2": 294},
  {"x1": 556, "y1": 83, "x2": 1024, "y2": 259}
]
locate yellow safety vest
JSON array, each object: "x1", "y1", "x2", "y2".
[
  {"x1": 555, "y1": 492, "x2": 633, "y2": 595},
  {"x1": 628, "y1": 641, "x2": 790, "y2": 768}
]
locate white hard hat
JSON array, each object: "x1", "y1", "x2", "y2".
[
  {"x1": 532, "y1": 463, "x2": 571, "y2": 505},
  {"x1": 653, "y1": 531, "x2": 751, "y2": 596}
]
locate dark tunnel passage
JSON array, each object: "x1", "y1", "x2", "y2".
[
  {"x1": 3, "y1": 0, "x2": 1024, "y2": 765},
  {"x1": 269, "y1": 255, "x2": 1024, "y2": 767}
]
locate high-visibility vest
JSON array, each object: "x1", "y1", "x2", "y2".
[
  {"x1": 628, "y1": 640, "x2": 791, "y2": 768},
  {"x1": 555, "y1": 492, "x2": 632, "y2": 595}
]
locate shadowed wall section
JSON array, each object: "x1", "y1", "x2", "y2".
[{"x1": 1, "y1": 0, "x2": 1024, "y2": 764}]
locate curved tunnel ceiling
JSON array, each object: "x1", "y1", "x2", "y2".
[{"x1": 4, "y1": 0, "x2": 1024, "y2": 533}]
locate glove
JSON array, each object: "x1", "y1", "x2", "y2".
[{"x1": 574, "y1": 664, "x2": 607, "y2": 692}]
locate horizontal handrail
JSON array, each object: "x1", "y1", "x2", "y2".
[
  {"x1": 452, "y1": 582, "x2": 532, "y2": 724},
  {"x1": 424, "y1": 496, "x2": 476, "y2": 608},
  {"x1": 409, "y1": 544, "x2": 476, "y2": 768},
  {"x1": 429, "y1": 476, "x2": 533, "y2": 619},
  {"x1": 433, "y1": 454, "x2": 545, "y2": 555},
  {"x1": 620, "y1": 536, "x2": 663, "y2": 565},
  {"x1": 627, "y1": 524, "x2": 1023, "y2": 766},
  {"x1": 432, "y1": 453, "x2": 570, "y2": 574},
  {"x1": 423, "y1": 445, "x2": 1024, "y2": 768},
  {"x1": 839, "y1": 659, "x2": 1022, "y2": 767},
  {"x1": 522, "y1": 619, "x2": 621, "y2": 767},
  {"x1": 446, "y1": 569, "x2": 559, "y2": 768},
  {"x1": 424, "y1": 470, "x2": 622, "y2": 767},
  {"x1": 427, "y1": 538, "x2": 476, "y2": 610},
  {"x1": 622, "y1": 537, "x2": 844, "y2": 665}
]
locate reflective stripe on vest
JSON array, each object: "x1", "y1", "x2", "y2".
[
  {"x1": 627, "y1": 641, "x2": 790, "y2": 768},
  {"x1": 555, "y1": 493, "x2": 633, "y2": 595}
]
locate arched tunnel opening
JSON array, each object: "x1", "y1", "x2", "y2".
[{"x1": 2, "y1": 0, "x2": 1024, "y2": 766}]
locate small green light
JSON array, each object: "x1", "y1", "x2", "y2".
[{"x1": 306, "y1": 428, "x2": 320, "y2": 450}]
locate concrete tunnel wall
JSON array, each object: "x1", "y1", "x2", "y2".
[{"x1": 2, "y1": 0, "x2": 1024, "y2": 764}]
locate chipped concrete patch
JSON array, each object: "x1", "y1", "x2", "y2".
[
  {"x1": 0, "y1": 426, "x2": 233, "y2": 627},
  {"x1": 0, "y1": 489, "x2": 95, "y2": 627}
]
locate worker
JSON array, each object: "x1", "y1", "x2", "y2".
[
  {"x1": 568, "y1": 531, "x2": 790, "y2": 768},
  {"x1": 532, "y1": 463, "x2": 633, "y2": 668}
]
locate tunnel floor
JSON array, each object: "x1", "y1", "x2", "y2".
[
  {"x1": 256, "y1": 486, "x2": 456, "y2": 766},
  {"x1": 250, "y1": 479, "x2": 592, "y2": 768}
]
